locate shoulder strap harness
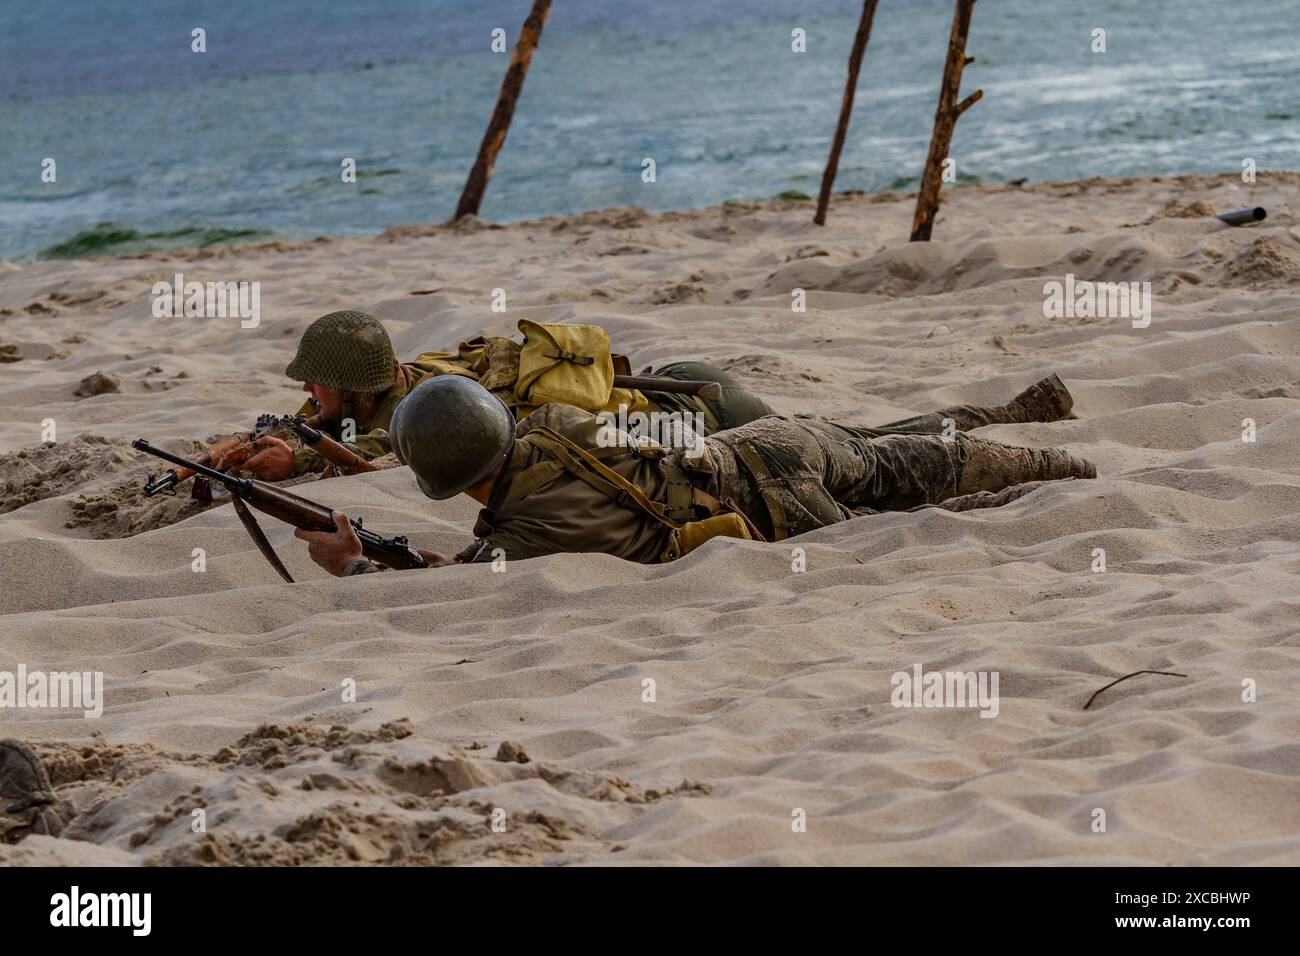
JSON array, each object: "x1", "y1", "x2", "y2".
[{"x1": 512, "y1": 425, "x2": 764, "y2": 541}]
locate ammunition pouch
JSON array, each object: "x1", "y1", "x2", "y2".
[{"x1": 661, "y1": 511, "x2": 755, "y2": 562}]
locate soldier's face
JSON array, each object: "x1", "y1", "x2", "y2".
[{"x1": 303, "y1": 382, "x2": 344, "y2": 421}]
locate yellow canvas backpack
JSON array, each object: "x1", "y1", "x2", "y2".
[{"x1": 515, "y1": 320, "x2": 615, "y2": 410}]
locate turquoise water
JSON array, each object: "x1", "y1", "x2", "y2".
[{"x1": 2, "y1": 0, "x2": 1297, "y2": 260}]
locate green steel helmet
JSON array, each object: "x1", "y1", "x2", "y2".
[
  {"x1": 390, "y1": 376, "x2": 516, "y2": 500},
  {"x1": 285, "y1": 310, "x2": 397, "y2": 393}
]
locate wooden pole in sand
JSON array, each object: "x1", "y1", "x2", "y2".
[
  {"x1": 454, "y1": 0, "x2": 553, "y2": 221},
  {"x1": 814, "y1": 0, "x2": 880, "y2": 226},
  {"x1": 909, "y1": 0, "x2": 982, "y2": 242}
]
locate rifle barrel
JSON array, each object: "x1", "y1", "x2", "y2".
[
  {"x1": 1216, "y1": 207, "x2": 1266, "y2": 226},
  {"x1": 288, "y1": 419, "x2": 323, "y2": 442}
]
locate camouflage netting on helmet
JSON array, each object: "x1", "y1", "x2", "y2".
[{"x1": 285, "y1": 310, "x2": 397, "y2": 393}]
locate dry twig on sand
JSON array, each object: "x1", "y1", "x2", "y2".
[{"x1": 1083, "y1": 670, "x2": 1190, "y2": 710}]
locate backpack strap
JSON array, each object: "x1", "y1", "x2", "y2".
[
  {"x1": 660, "y1": 460, "x2": 698, "y2": 522},
  {"x1": 501, "y1": 458, "x2": 566, "y2": 508},
  {"x1": 502, "y1": 433, "x2": 628, "y2": 508},
  {"x1": 657, "y1": 455, "x2": 738, "y2": 524},
  {"x1": 524, "y1": 426, "x2": 681, "y2": 530},
  {"x1": 541, "y1": 348, "x2": 594, "y2": 366},
  {"x1": 511, "y1": 426, "x2": 770, "y2": 547},
  {"x1": 732, "y1": 440, "x2": 790, "y2": 541}
]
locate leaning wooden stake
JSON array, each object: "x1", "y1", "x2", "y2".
[
  {"x1": 910, "y1": 0, "x2": 982, "y2": 242},
  {"x1": 814, "y1": 0, "x2": 880, "y2": 226},
  {"x1": 454, "y1": 0, "x2": 553, "y2": 221}
]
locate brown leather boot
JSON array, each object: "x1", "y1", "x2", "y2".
[
  {"x1": 1009, "y1": 373, "x2": 1076, "y2": 422},
  {"x1": 956, "y1": 436, "x2": 1096, "y2": 496}
]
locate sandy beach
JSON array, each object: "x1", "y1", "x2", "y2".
[{"x1": 1, "y1": 172, "x2": 1298, "y2": 865}]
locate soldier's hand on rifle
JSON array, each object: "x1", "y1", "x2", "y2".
[
  {"x1": 243, "y1": 436, "x2": 296, "y2": 481},
  {"x1": 295, "y1": 511, "x2": 362, "y2": 576}
]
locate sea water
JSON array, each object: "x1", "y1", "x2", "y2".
[{"x1": 1, "y1": 0, "x2": 1295, "y2": 260}]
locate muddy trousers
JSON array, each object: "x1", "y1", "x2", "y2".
[
  {"x1": 810, "y1": 395, "x2": 1049, "y2": 439},
  {"x1": 797, "y1": 421, "x2": 980, "y2": 511},
  {"x1": 644, "y1": 367, "x2": 1057, "y2": 437},
  {"x1": 793, "y1": 389, "x2": 1077, "y2": 508},
  {"x1": 798, "y1": 420, "x2": 1078, "y2": 511},
  {"x1": 709, "y1": 414, "x2": 1089, "y2": 540}
]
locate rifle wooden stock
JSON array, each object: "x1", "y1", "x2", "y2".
[
  {"x1": 281, "y1": 417, "x2": 379, "y2": 474},
  {"x1": 236, "y1": 477, "x2": 427, "y2": 571},
  {"x1": 613, "y1": 375, "x2": 722, "y2": 401}
]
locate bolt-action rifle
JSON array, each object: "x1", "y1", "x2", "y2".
[{"x1": 133, "y1": 439, "x2": 426, "y2": 582}]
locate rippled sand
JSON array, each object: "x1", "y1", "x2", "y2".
[{"x1": 1, "y1": 172, "x2": 1297, "y2": 864}]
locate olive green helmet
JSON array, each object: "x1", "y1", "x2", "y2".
[
  {"x1": 285, "y1": 310, "x2": 396, "y2": 393},
  {"x1": 390, "y1": 377, "x2": 516, "y2": 500}
]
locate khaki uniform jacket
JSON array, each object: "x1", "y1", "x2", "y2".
[
  {"x1": 457, "y1": 404, "x2": 677, "y2": 564},
  {"x1": 456, "y1": 408, "x2": 994, "y2": 564}
]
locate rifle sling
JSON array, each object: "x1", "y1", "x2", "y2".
[
  {"x1": 503, "y1": 433, "x2": 629, "y2": 508},
  {"x1": 232, "y1": 495, "x2": 296, "y2": 583}
]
